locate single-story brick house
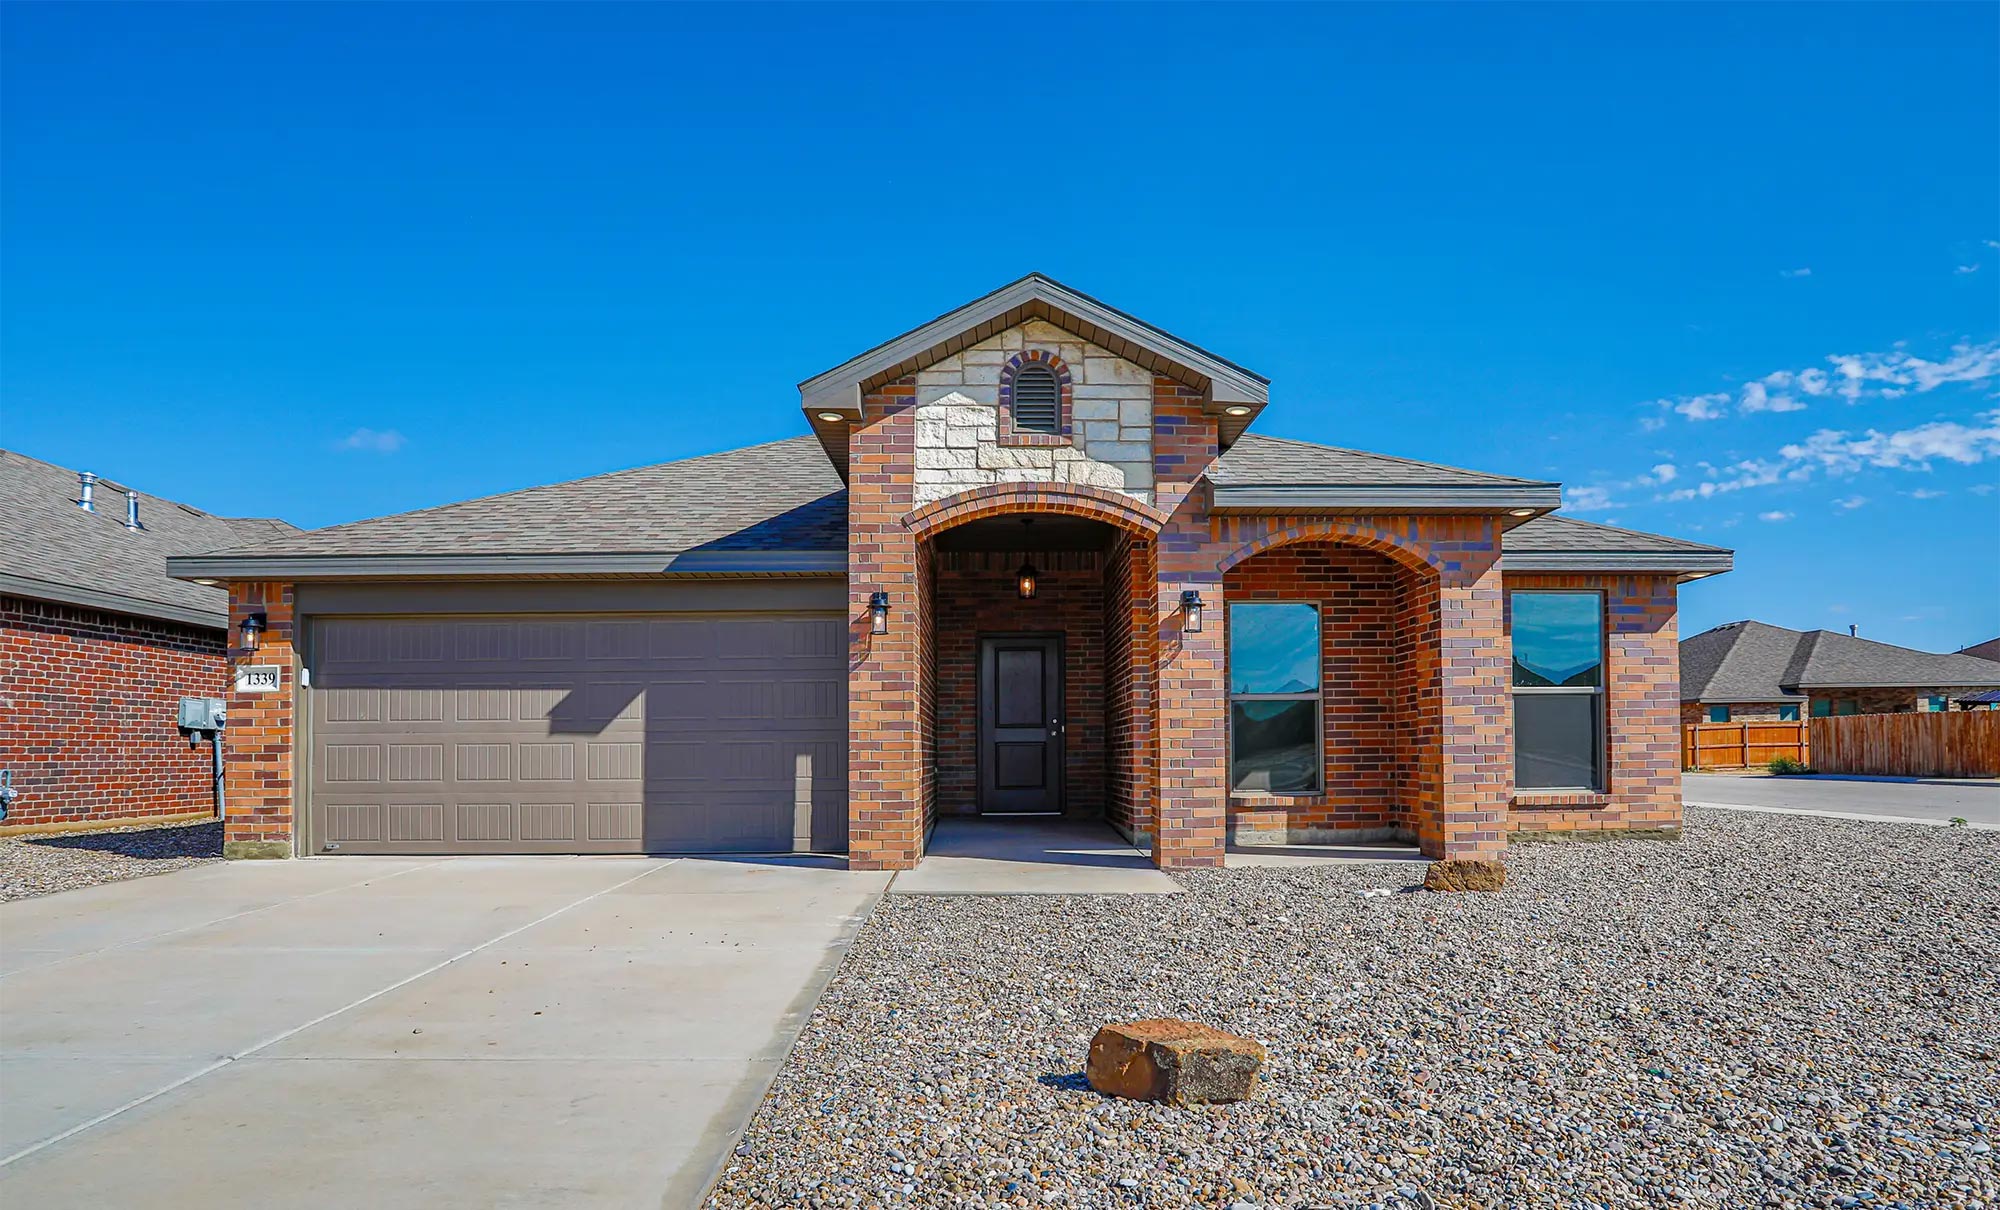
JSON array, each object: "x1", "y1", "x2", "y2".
[
  {"x1": 1679, "y1": 619, "x2": 2000, "y2": 722},
  {"x1": 0, "y1": 451, "x2": 294, "y2": 833},
  {"x1": 168, "y1": 275, "x2": 1731, "y2": 868}
]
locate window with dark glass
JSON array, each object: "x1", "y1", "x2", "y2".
[
  {"x1": 1228, "y1": 603, "x2": 1320, "y2": 793},
  {"x1": 1511, "y1": 591, "x2": 1604, "y2": 790},
  {"x1": 1811, "y1": 698, "x2": 1832, "y2": 718},
  {"x1": 1011, "y1": 364, "x2": 1061, "y2": 433},
  {"x1": 1706, "y1": 705, "x2": 1730, "y2": 723},
  {"x1": 1778, "y1": 703, "x2": 1800, "y2": 721}
]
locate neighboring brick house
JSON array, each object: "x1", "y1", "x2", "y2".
[
  {"x1": 168, "y1": 275, "x2": 1731, "y2": 867},
  {"x1": 1679, "y1": 619, "x2": 2000, "y2": 723},
  {"x1": 0, "y1": 451, "x2": 294, "y2": 833}
]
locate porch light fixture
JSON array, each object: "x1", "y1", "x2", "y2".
[
  {"x1": 868, "y1": 591, "x2": 890, "y2": 635},
  {"x1": 1223, "y1": 405, "x2": 1253, "y2": 417},
  {"x1": 239, "y1": 611, "x2": 268, "y2": 652},
  {"x1": 816, "y1": 412, "x2": 848, "y2": 423},
  {"x1": 1180, "y1": 590, "x2": 1205, "y2": 632},
  {"x1": 1015, "y1": 558, "x2": 1039, "y2": 600}
]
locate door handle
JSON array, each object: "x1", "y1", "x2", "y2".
[{"x1": 1050, "y1": 718, "x2": 1064, "y2": 736}]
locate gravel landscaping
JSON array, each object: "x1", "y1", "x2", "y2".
[
  {"x1": 0, "y1": 819, "x2": 222, "y2": 901},
  {"x1": 707, "y1": 807, "x2": 1998, "y2": 1209}
]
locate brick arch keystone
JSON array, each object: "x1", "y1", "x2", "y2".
[
  {"x1": 902, "y1": 482, "x2": 1167, "y2": 542},
  {"x1": 1217, "y1": 520, "x2": 1443, "y2": 580}
]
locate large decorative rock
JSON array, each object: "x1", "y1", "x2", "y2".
[
  {"x1": 1424, "y1": 858, "x2": 1507, "y2": 892},
  {"x1": 1086, "y1": 1019, "x2": 1266, "y2": 1104}
]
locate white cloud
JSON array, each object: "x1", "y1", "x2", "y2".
[
  {"x1": 1906, "y1": 488, "x2": 1946, "y2": 499},
  {"x1": 1672, "y1": 392, "x2": 1730, "y2": 421},
  {"x1": 1638, "y1": 415, "x2": 1668, "y2": 433},
  {"x1": 1833, "y1": 495, "x2": 1868, "y2": 509},
  {"x1": 1780, "y1": 267, "x2": 1812, "y2": 278},
  {"x1": 1779, "y1": 410, "x2": 2000, "y2": 472},
  {"x1": 1985, "y1": 240, "x2": 2000, "y2": 251},
  {"x1": 1827, "y1": 340, "x2": 2000, "y2": 402},
  {"x1": 1650, "y1": 463, "x2": 1678, "y2": 483},
  {"x1": 1971, "y1": 483, "x2": 1997, "y2": 495},
  {"x1": 1956, "y1": 264, "x2": 1981, "y2": 275},
  {"x1": 1758, "y1": 511, "x2": 1794, "y2": 522},
  {"x1": 1739, "y1": 381, "x2": 1807, "y2": 414},
  {"x1": 335, "y1": 428, "x2": 407, "y2": 454},
  {"x1": 1564, "y1": 485, "x2": 1617, "y2": 511}
]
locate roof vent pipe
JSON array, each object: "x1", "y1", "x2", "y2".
[
  {"x1": 1849, "y1": 624, "x2": 1858, "y2": 637},
  {"x1": 125, "y1": 490, "x2": 143, "y2": 531},
  {"x1": 76, "y1": 471, "x2": 97, "y2": 512}
]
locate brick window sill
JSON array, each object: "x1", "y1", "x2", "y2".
[{"x1": 1511, "y1": 791, "x2": 1614, "y2": 808}]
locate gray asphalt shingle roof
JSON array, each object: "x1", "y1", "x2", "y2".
[
  {"x1": 1210, "y1": 433, "x2": 1550, "y2": 487},
  {"x1": 0, "y1": 449, "x2": 296, "y2": 627},
  {"x1": 1681, "y1": 619, "x2": 2000, "y2": 702},
  {"x1": 202, "y1": 436, "x2": 847, "y2": 560},
  {"x1": 1502, "y1": 515, "x2": 1730, "y2": 556}
]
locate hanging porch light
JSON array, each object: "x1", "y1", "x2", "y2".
[
  {"x1": 1180, "y1": 590, "x2": 1205, "y2": 632},
  {"x1": 868, "y1": 592, "x2": 890, "y2": 635},
  {"x1": 239, "y1": 611, "x2": 268, "y2": 652}
]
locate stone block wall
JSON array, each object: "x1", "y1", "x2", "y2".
[
  {"x1": 910, "y1": 321, "x2": 1156, "y2": 507},
  {"x1": 0, "y1": 596, "x2": 225, "y2": 832}
]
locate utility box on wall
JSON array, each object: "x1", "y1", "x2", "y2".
[{"x1": 177, "y1": 697, "x2": 227, "y2": 733}]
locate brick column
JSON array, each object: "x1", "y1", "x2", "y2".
[
  {"x1": 1435, "y1": 545, "x2": 1510, "y2": 860},
  {"x1": 1153, "y1": 493, "x2": 1225, "y2": 868},
  {"x1": 223, "y1": 582, "x2": 296, "y2": 859},
  {"x1": 846, "y1": 381, "x2": 929, "y2": 871}
]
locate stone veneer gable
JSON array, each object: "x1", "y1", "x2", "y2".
[{"x1": 911, "y1": 320, "x2": 1156, "y2": 507}]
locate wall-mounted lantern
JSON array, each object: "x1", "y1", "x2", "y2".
[
  {"x1": 1015, "y1": 558, "x2": 1039, "y2": 601},
  {"x1": 1180, "y1": 590, "x2": 1205, "y2": 633},
  {"x1": 868, "y1": 592, "x2": 890, "y2": 636},
  {"x1": 240, "y1": 611, "x2": 268, "y2": 652}
]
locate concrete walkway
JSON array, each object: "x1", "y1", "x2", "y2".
[
  {"x1": 0, "y1": 854, "x2": 889, "y2": 1208},
  {"x1": 890, "y1": 817, "x2": 1183, "y2": 895},
  {"x1": 1685, "y1": 772, "x2": 1999, "y2": 829}
]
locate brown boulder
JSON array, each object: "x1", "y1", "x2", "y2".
[
  {"x1": 1424, "y1": 858, "x2": 1507, "y2": 892},
  {"x1": 1085, "y1": 1019, "x2": 1266, "y2": 1104}
]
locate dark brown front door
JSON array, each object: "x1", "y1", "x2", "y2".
[{"x1": 978, "y1": 635, "x2": 1064, "y2": 814}]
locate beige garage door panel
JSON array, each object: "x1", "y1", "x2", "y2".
[{"x1": 309, "y1": 614, "x2": 847, "y2": 855}]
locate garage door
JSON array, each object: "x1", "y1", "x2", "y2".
[{"x1": 306, "y1": 613, "x2": 846, "y2": 855}]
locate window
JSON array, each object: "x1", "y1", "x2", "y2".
[
  {"x1": 1811, "y1": 698, "x2": 1832, "y2": 718},
  {"x1": 1512, "y1": 591, "x2": 1604, "y2": 790},
  {"x1": 1011, "y1": 363, "x2": 1061, "y2": 433},
  {"x1": 1228, "y1": 603, "x2": 1320, "y2": 793},
  {"x1": 1778, "y1": 704, "x2": 1800, "y2": 722},
  {"x1": 1921, "y1": 694, "x2": 1947, "y2": 713},
  {"x1": 1837, "y1": 700, "x2": 1860, "y2": 716},
  {"x1": 1706, "y1": 705, "x2": 1731, "y2": 723}
]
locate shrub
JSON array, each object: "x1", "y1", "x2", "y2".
[{"x1": 1767, "y1": 756, "x2": 1811, "y2": 775}]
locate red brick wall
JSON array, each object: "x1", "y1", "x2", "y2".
[
  {"x1": 846, "y1": 376, "x2": 931, "y2": 870},
  {"x1": 1223, "y1": 546, "x2": 1427, "y2": 842},
  {"x1": 1104, "y1": 532, "x2": 1156, "y2": 844},
  {"x1": 932, "y1": 551, "x2": 1105, "y2": 816},
  {"x1": 222, "y1": 582, "x2": 298, "y2": 857},
  {"x1": 1504, "y1": 573, "x2": 1680, "y2": 836},
  {"x1": 0, "y1": 595, "x2": 225, "y2": 830}
]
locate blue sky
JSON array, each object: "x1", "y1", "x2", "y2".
[{"x1": 3, "y1": 4, "x2": 1995, "y2": 651}]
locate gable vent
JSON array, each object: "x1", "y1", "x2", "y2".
[{"x1": 1012, "y1": 364, "x2": 1061, "y2": 434}]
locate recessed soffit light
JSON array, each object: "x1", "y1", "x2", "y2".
[{"x1": 816, "y1": 412, "x2": 849, "y2": 423}]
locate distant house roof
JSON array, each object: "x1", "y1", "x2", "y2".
[
  {"x1": 1, "y1": 449, "x2": 296, "y2": 628},
  {"x1": 169, "y1": 437, "x2": 847, "y2": 581},
  {"x1": 1681, "y1": 619, "x2": 2000, "y2": 702}
]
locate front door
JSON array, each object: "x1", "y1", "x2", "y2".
[{"x1": 978, "y1": 635, "x2": 1064, "y2": 814}]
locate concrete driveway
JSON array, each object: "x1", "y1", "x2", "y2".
[
  {"x1": 1685, "y1": 771, "x2": 2000, "y2": 828},
  {"x1": 0, "y1": 855, "x2": 889, "y2": 1208}
]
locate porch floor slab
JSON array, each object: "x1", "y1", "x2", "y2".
[
  {"x1": 1226, "y1": 841, "x2": 1429, "y2": 868},
  {"x1": 891, "y1": 817, "x2": 1183, "y2": 896}
]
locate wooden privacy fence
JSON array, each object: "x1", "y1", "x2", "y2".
[
  {"x1": 1810, "y1": 712, "x2": 2000, "y2": 778},
  {"x1": 1682, "y1": 721, "x2": 1808, "y2": 770}
]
